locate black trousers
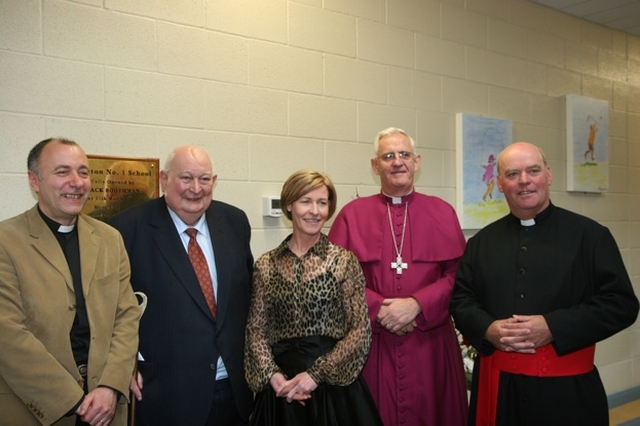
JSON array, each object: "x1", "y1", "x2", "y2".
[{"x1": 206, "y1": 378, "x2": 247, "y2": 426}]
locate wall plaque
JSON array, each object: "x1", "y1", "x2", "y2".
[{"x1": 83, "y1": 155, "x2": 159, "y2": 221}]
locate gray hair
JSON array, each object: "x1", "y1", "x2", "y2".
[
  {"x1": 163, "y1": 145, "x2": 214, "y2": 173},
  {"x1": 374, "y1": 127, "x2": 416, "y2": 154}
]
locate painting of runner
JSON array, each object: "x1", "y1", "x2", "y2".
[{"x1": 566, "y1": 95, "x2": 609, "y2": 193}]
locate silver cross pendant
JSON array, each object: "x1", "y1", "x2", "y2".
[{"x1": 391, "y1": 254, "x2": 408, "y2": 275}]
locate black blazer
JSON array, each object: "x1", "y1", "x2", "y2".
[{"x1": 110, "y1": 196, "x2": 254, "y2": 425}]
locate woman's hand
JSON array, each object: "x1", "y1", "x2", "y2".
[
  {"x1": 272, "y1": 371, "x2": 316, "y2": 406},
  {"x1": 269, "y1": 372, "x2": 288, "y2": 395}
]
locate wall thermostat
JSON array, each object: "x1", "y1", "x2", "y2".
[{"x1": 263, "y1": 196, "x2": 283, "y2": 218}]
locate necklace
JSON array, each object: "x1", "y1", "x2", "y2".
[{"x1": 387, "y1": 202, "x2": 408, "y2": 274}]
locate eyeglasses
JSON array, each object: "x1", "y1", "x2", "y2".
[{"x1": 376, "y1": 151, "x2": 415, "y2": 162}]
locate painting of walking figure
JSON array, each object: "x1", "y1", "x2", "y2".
[
  {"x1": 481, "y1": 154, "x2": 497, "y2": 202},
  {"x1": 566, "y1": 95, "x2": 609, "y2": 192},
  {"x1": 456, "y1": 113, "x2": 511, "y2": 229}
]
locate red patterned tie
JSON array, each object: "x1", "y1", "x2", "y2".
[{"x1": 186, "y1": 228, "x2": 217, "y2": 318}]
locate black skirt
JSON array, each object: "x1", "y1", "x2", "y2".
[{"x1": 250, "y1": 336, "x2": 383, "y2": 426}]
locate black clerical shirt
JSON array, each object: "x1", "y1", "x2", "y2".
[{"x1": 38, "y1": 208, "x2": 90, "y2": 367}]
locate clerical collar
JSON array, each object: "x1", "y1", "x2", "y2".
[
  {"x1": 58, "y1": 224, "x2": 75, "y2": 233},
  {"x1": 381, "y1": 189, "x2": 414, "y2": 205},
  {"x1": 515, "y1": 202, "x2": 555, "y2": 227},
  {"x1": 37, "y1": 206, "x2": 77, "y2": 234}
]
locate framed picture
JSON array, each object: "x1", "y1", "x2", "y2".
[
  {"x1": 566, "y1": 95, "x2": 609, "y2": 192},
  {"x1": 456, "y1": 113, "x2": 511, "y2": 229}
]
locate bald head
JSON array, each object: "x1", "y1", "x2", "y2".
[
  {"x1": 164, "y1": 145, "x2": 213, "y2": 174},
  {"x1": 497, "y1": 142, "x2": 547, "y2": 175}
]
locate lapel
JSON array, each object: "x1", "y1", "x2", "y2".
[
  {"x1": 76, "y1": 215, "x2": 99, "y2": 298},
  {"x1": 149, "y1": 198, "x2": 216, "y2": 323},
  {"x1": 26, "y1": 206, "x2": 73, "y2": 290}
]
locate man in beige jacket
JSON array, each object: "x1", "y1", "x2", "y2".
[{"x1": 0, "y1": 138, "x2": 141, "y2": 426}]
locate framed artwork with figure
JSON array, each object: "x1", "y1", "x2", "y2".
[
  {"x1": 456, "y1": 113, "x2": 511, "y2": 230},
  {"x1": 566, "y1": 94, "x2": 609, "y2": 193}
]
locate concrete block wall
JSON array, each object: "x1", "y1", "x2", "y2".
[{"x1": 1, "y1": 0, "x2": 639, "y2": 396}]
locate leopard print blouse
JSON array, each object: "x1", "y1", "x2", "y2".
[{"x1": 244, "y1": 233, "x2": 372, "y2": 392}]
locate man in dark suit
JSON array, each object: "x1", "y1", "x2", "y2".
[{"x1": 109, "y1": 145, "x2": 254, "y2": 425}]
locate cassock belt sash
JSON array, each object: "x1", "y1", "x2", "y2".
[{"x1": 475, "y1": 343, "x2": 595, "y2": 426}]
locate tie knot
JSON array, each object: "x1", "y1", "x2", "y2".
[{"x1": 186, "y1": 228, "x2": 198, "y2": 239}]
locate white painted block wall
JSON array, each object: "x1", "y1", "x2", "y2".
[{"x1": 1, "y1": 0, "x2": 639, "y2": 396}]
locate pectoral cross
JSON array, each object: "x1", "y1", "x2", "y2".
[{"x1": 391, "y1": 254, "x2": 408, "y2": 275}]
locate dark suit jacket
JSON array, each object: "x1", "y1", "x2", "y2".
[{"x1": 109, "y1": 196, "x2": 254, "y2": 425}]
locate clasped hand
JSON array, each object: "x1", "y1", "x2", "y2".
[
  {"x1": 377, "y1": 297, "x2": 420, "y2": 336},
  {"x1": 270, "y1": 372, "x2": 317, "y2": 406},
  {"x1": 75, "y1": 387, "x2": 117, "y2": 426},
  {"x1": 486, "y1": 314, "x2": 553, "y2": 353}
]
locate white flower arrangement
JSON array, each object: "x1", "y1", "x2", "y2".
[{"x1": 456, "y1": 328, "x2": 477, "y2": 390}]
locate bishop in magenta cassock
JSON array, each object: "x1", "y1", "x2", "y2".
[{"x1": 328, "y1": 128, "x2": 468, "y2": 426}]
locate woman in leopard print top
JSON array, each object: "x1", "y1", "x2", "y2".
[{"x1": 244, "y1": 169, "x2": 382, "y2": 426}]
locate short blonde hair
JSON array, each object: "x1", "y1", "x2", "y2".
[{"x1": 280, "y1": 169, "x2": 337, "y2": 220}]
